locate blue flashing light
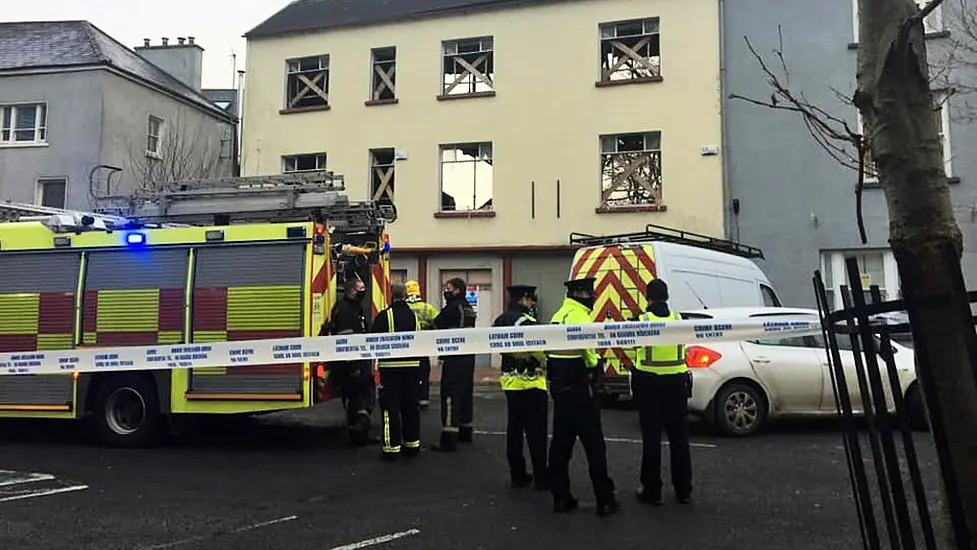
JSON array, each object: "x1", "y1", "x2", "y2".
[{"x1": 125, "y1": 232, "x2": 147, "y2": 246}]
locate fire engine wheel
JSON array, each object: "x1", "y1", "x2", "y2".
[{"x1": 92, "y1": 374, "x2": 162, "y2": 448}]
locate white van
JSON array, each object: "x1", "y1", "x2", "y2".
[{"x1": 566, "y1": 224, "x2": 782, "y2": 399}]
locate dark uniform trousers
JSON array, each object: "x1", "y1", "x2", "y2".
[
  {"x1": 418, "y1": 356, "x2": 432, "y2": 405},
  {"x1": 547, "y1": 358, "x2": 615, "y2": 504},
  {"x1": 333, "y1": 360, "x2": 376, "y2": 437},
  {"x1": 505, "y1": 389, "x2": 548, "y2": 482},
  {"x1": 632, "y1": 371, "x2": 693, "y2": 497},
  {"x1": 379, "y1": 366, "x2": 422, "y2": 456},
  {"x1": 440, "y1": 355, "x2": 475, "y2": 438}
]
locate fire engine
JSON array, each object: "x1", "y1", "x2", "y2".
[{"x1": 0, "y1": 171, "x2": 394, "y2": 447}]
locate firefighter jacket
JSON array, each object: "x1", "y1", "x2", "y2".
[
  {"x1": 492, "y1": 306, "x2": 547, "y2": 391},
  {"x1": 634, "y1": 309, "x2": 687, "y2": 375},
  {"x1": 406, "y1": 296, "x2": 439, "y2": 330},
  {"x1": 328, "y1": 296, "x2": 369, "y2": 336},
  {"x1": 370, "y1": 300, "x2": 422, "y2": 368},
  {"x1": 547, "y1": 298, "x2": 600, "y2": 369},
  {"x1": 435, "y1": 295, "x2": 476, "y2": 362}
]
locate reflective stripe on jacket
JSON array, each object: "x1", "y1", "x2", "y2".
[
  {"x1": 634, "y1": 310, "x2": 687, "y2": 375},
  {"x1": 499, "y1": 314, "x2": 547, "y2": 391},
  {"x1": 546, "y1": 298, "x2": 599, "y2": 368},
  {"x1": 378, "y1": 307, "x2": 421, "y2": 368}
]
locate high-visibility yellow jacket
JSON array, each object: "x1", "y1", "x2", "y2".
[
  {"x1": 493, "y1": 308, "x2": 547, "y2": 391},
  {"x1": 407, "y1": 298, "x2": 439, "y2": 330},
  {"x1": 547, "y1": 298, "x2": 599, "y2": 368},
  {"x1": 634, "y1": 310, "x2": 687, "y2": 375}
]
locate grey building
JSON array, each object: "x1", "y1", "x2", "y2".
[
  {"x1": 722, "y1": 0, "x2": 974, "y2": 308},
  {"x1": 0, "y1": 21, "x2": 237, "y2": 211}
]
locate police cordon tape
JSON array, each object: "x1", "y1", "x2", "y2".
[{"x1": 0, "y1": 317, "x2": 823, "y2": 377}]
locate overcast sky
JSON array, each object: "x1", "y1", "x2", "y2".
[{"x1": 5, "y1": 0, "x2": 293, "y2": 88}]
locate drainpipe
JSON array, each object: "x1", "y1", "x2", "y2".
[{"x1": 718, "y1": 0, "x2": 734, "y2": 241}]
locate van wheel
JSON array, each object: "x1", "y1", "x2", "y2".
[
  {"x1": 713, "y1": 382, "x2": 767, "y2": 436},
  {"x1": 905, "y1": 383, "x2": 929, "y2": 431},
  {"x1": 91, "y1": 374, "x2": 163, "y2": 448}
]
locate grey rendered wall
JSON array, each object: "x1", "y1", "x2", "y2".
[
  {"x1": 722, "y1": 0, "x2": 977, "y2": 306},
  {"x1": 0, "y1": 70, "x2": 104, "y2": 209},
  {"x1": 98, "y1": 72, "x2": 233, "y2": 195},
  {"x1": 510, "y1": 251, "x2": 575, "y2": 321}
]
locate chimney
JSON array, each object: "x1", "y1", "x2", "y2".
[{"x1": 134, "y1": 35, "x2": 205, "y2": 91}]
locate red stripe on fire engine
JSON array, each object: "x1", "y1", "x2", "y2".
[
  {"x1": 158, "y1": 289, "x2": 184, "y2": 332},
  {"x1": 193, "y1": 287, "x2": 228, "y2": 331},
  {"x1": 82, "y1": 290, "x2": 98, "y2": 333},
  {"x1": 38, "y1": 292, "x2": 75, "y2": 334},
  {"x1": 97, "y1": 332, "x2": 161, "y2": 346},
  {"x1": 0, "y1": 334, "x2": 37, "y2": 353},
  {"x1": 224, "y1": 364, "x2": 303, "y2": 376},
  {"x1": 311, "y1": 264, "x2": 328, "y2": 294}
]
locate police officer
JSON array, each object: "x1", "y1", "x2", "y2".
[
  {"x1": 633, "y1": 279, "x2": 693, "y2": 505},
  {"x1": 370, "y1": 282, "x2": 424, "y2": 462},
  {"x1": 547, "y1": 277, "x2": 620, "y2": 516},
  {"x1": 432, "y1": 277, "x2": 477, "y2": 452},
  {"x1": 326, "y1": 275, "x2": 377, "y2": 446},
  {"x1": 405, "y1": 280, "x2": 439, "y2": 410},
  {"x1": 493, "y1": 285, "x2": 548, "y2": 490}
]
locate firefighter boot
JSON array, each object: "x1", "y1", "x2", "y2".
[
  {"x1": 458, "y1": 425, "x2": 473, "y2": 444},
  {"x1": 552, "y1": 496, "x2": 579, "y2": 514},
  {"x1": 431, "y1": 431, "x2": 459, "y2": 453}
]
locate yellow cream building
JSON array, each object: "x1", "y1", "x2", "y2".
[{"x1": 243, "y1": 0, "x2": 723, "y2": 324}]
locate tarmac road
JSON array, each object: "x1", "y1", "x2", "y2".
[{"x1": 0, "y1": 389, "x2": 941, "y2": 550}]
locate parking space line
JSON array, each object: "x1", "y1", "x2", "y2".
[
  {"x1": 328, "y1": 529, "x2": 421, "y2": 550},
  {"x1": 473, "y1": 430, "x2": 717, "y2": 448},
  {"x1": 0, "y1": 484, "x2": 89, "y2": 503},
  {"x1": 0, "y1": 471, "x2": 55, "y2": 487},
  {"x1": 139, "y1": 515, "x2": 299, "y2": 550}
]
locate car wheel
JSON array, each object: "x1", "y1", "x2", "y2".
[
  {"x1": 905, "y1": 383, "x2": 929, "y2": 431},
  {"x1": 91, "y1": 374, "x2": 163, "y2": 448},
  {"x1": 714, "y1": 382, "x2": 767, "y2": 436}
]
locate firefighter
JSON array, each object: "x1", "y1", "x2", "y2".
[
  {"x1": 325, "y1": 275, "x2": 378, "y2": 446},
  {"x1": 405, "y1": 280, "x2": 439, "y2": 410},
  {"x1": 370, "y1": 282, "x2": 424, "y2": 462},
  {"x1": 431, "y1": 277, "x2": 477, "y2": 452},
  {"x1": 633, "y1": 278, "x2": 693, "y2": 505},
  {"x1": 493, "y1": 284, "x2": 549, "y2": 490},
  {"x1": 547, "y1": 277, "x2": 620, "y2": 516}
]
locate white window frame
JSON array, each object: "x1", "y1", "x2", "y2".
[
  {"x1": 146, "y1": 115, "x2": 163, "y2": 158},
  {"x1": 0, "y1": 102, "x2": 48, "y2": 146},
  {"x1": 282, "y1": 153, "x2": 326, "y2": 173},
  {"x1": 438, "y1": 142, "x2": 494, "y2": 212},
  {"x1": 820, "y1": 248, "x2": 899, "y2": 311},
  {"x1": 35, "y1": 177, "x2": 67, "y2": 209},
  {"x1": 856, "y1": 89, "x2": 951, "y2": 181},
  {"x1": 852, "y1": 0, "x2": 943, "y2": 41},
  {"x1": 855, "y1": 113, "x2": 878, "y2": 183}
]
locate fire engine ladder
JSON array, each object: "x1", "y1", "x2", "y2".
[
  {"x1": 569, "y1": 223, "x2": 765, "y2": 260},
  {"x1": 0, "y1": 201, "x2": 148, "y2": 232},
  {"x1": 90, "y1": 171, "x2": 395, "y2": 228}
]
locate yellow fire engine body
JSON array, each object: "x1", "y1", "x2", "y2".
[{"x1": 0, "y1": 219, "x2": 390, "y2": 446}]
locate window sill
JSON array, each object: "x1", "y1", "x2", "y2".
[
  {"x1": 848, "y1": 30, "x2": 949, "y2": 49},
  {"x1": 365, "y1": 98, "x2": 399, "y2": 107},
  {"x1": 0, "y1": 141, "x2": 48, "y2": 149},
  {"x1": 594, "y1": 75, "x2": 663, "y2": 88},
  {"x1": 145, "y1": 151, "x2": 162, "y2": 160},
  {"x1": 434, "y1": 210, "x2": 496, "y2": 219},
  {"x1": 595, "y1": 204, "x2": 667, "y2": 214},
  {"x1": 279, "y1": 105, "x2": 331, "y2": 115},
  {"x1": 437, "y1": 91, "x2": 496, "y2": 101}
]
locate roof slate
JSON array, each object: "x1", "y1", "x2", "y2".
[
  {"x1": 246, "y1": 0, "x2": 570, "y2": 38},
  {"x1": 0, "y1": 20, "x2": 232, "y2": 121}
]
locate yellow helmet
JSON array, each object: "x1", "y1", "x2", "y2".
[{"x1": 405, "y1": 280, "x2": 422, "y2": 297}]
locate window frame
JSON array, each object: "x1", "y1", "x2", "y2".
[
  {"x1": 146, "y1": 115, "x2": 164, "y2": 157},
  {"x1": 440, "y1": 36, "x2": 495, "y2": 98},
  {"x1": 0, "y1": 102, "x2": 48, "y2": 146},
  {"x1": 819, "y1": 248, "x2": 899, "y2": 311},
  {"x1": 852, "y1": 0, "x2": 943, "y2": 41},
  {"x1": 598, "y1": 131, "x2": 663, "y2": 209},
  {"x1": 369, "y1": 147, "x2": 396, "y2": 205},
  {"x1": 282, "y1": 152, "x2": 327, "y2": 173},
  {"x1": 369, "y1": 46, "x2": 397, "y2": 102},
  {"x1": 35, "y1": 177, "x2": 67, "y2": 209},
  {"x1": 597, "y1": 17, "x2": 662, "y2": 84},
  {"x1": 438, "y1": 141, "x2": 494, "y2": 213},
  {"x1": 284, "y1": 54, "x2": 331, "y2": 110}
]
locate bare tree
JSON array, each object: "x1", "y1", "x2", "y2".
[
  {"x1": 731, "y1": 0, "x2": 977, "y2": 546},
  {"x1": 124, "y1": 109, "x2": 230, "y2": 193}
]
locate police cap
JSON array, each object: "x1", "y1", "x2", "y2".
[
  {"x1": 646, "y1": 278, "x2": 669, "y2": 302},
  {"x1": 507, "y1": 284, "x2": 537, "y2": 302},
  {"x1": 563, "y1": 277, "x2": 596, "y2": 293}
]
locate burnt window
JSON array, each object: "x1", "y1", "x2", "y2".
[
  {"x1": 600, "y1": 132, "x2": 662, "y2": 208},
  {"x1": 370, "y1": 148, "x2": 395, "y2": 206},
  {"x1": 441, "y1": 36, "x2": 494, "y2": 97},
  {"x1": 370, "y1": 47, "x2": 397, "y2": 102},
  {"x1": 282, "y1": 153, "x2": 326, "y2": 173},
  {"x1": 439, "y1": 142, "x2": 493, "y2": 212},
  {"x1": 598, "y1": 18, "x2": 661, "y2": 83},
  {"x1": 285, "y1": 55, "x2": 330, "y2": 109}
]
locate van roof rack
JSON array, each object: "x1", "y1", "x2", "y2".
[{"x1": 569, "y1": 223, "x2": 765, "y2": 260}]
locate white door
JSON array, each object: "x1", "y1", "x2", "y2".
[
  {"x1": 812, "y1": 333, "x2": 897, "y2": 414},
  {"x1": 740, "y1": 336, "x2": 826, "y2": 414}
]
